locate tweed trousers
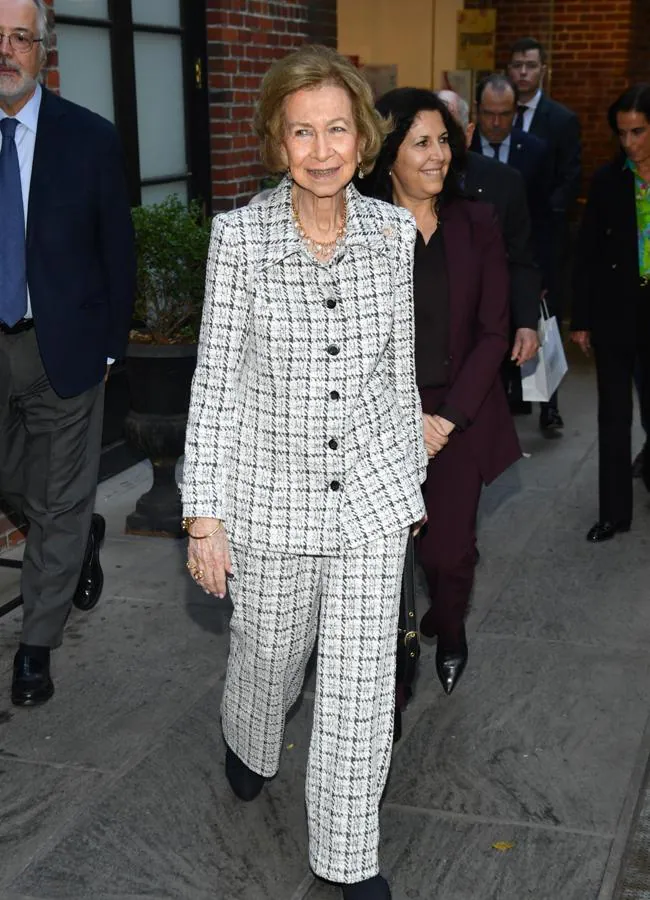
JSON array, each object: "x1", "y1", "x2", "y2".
[{"x1": 222, "y1": 527, "x2": 409, "y2": 884}]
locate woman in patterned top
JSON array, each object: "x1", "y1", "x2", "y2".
[
  {"x1": 181, "y1": 46, "x2": 427, "y2": 900},
  {"x1": 571, "y1": 84, "x2": 650, "y2": 542}
]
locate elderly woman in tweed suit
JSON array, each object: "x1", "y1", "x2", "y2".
[{"x1": 181, "y1": 46, "x2": 426, "y2": 900}]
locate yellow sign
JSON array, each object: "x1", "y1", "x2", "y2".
[{"x1": 457, "y1": 10, "x2": 496, "y2": 71}]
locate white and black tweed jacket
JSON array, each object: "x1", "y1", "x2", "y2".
[{"x1": 181, "y1": 177, "x2": 427, "y2": 555}]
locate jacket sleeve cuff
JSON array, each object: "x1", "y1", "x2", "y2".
[{"x1": 437, "y1": 402, "x2": 471, "y2": 432}]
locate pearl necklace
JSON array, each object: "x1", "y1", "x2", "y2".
[{"x1": 291, "y1": 192, "x2": 347, "y2": 261}]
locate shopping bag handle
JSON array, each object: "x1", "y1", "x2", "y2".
[{"x1": 540, "y1": 298, "x2": 551, "y2": 321}]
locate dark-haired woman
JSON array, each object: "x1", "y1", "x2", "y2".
[
  {"x1": 360, "y1": 88, "x2": 520, "y2": 694},
  {"x1": 571, "y1": 83, "x2": 650, "y2": 542}
]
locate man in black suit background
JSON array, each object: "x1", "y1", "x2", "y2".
[
  {"x1": 470, "y1": 75, "x2": 554, "y2": 287},
  {"x1": 438, "y1": 89, "x2": 540, "y2": 387},
  {"x1": 508, "y1": 37, "x2": 581, "y2": 227},
  {"x1": 468, "y1": 76, "x2": 557, "y2": 420},
  {"x1": 508, "y1": 37, "x2": 582, "y2": 433},
  {"x1": 0, "y1": 0, "x2": 135, "y2": 706}
]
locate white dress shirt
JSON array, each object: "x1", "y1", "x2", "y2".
[
  {"x1": 0, "y1": 84, "x2": 42, "y2": 318},
  {"x1": 479, "y1": 132, "x2": 511, "y2": 162},
  {"x1": 0, "y1": 85, "x2": 113, "y2": 362},
  {"x1": 518, "y1": 89, "x2": 542, "y2": 133}
]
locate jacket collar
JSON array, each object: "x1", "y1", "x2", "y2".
[{"x1": 258, "y1": 176, "x2": 388, "y2": 268}]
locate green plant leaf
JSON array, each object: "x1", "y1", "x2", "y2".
[{"x1": 131, "y1": 195, "x2": 212, "y2": 344}]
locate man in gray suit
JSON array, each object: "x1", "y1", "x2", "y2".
[{"x1": 0, "y1": 0, "x2": 135, "y2": 706}]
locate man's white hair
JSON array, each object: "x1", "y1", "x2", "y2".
[
  {"x1": 437, "y1": 89, "x2": 470, "y2": 131},
  {"x1": 31, "y1": 0, "x2": 53, "y2": 58}
]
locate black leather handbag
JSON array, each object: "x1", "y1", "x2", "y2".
[{"x1": 394, "y1": 532, "x2": 420, "y2": 742}]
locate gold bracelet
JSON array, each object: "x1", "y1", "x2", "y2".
[{"x1": 182, "y1": 516, "x2": 224, "y2": 540}]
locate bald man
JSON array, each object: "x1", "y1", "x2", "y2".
[{"x1": 439, "y1": 89, "x2": 540, "y2": 411}]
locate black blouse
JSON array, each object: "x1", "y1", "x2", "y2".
[
  {"x1": 413, "y1": 228, "x2": 449, "y2": 389},
  {"x1": 413, "y1": 226, "x2": 469, "y2": 430}
]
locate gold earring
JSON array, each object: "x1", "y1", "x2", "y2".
[{"x1": 357, "y1": 165, "x2": 364, "y2": 179}]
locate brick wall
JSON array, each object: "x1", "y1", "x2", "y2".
[
  {"x1": 43, "y1": 0, "x2": 59, "y2": 92},
  {"x1": 463, "y1": 0, "x2": 650, "y2": 185},
  {"x1": 0, "y1": 0, "x2": 59, "y2": 554},
  {"x1": 205, "y1": 0, "x2": 337, "y2": 211}
]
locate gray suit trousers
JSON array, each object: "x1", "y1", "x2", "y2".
[{"x1": 0, "y1": 328, "x2": 104, "y2": 648}]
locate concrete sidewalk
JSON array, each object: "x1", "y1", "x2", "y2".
[{"x1": 1, "y1": 360, "x2": 649, "y2": 900}]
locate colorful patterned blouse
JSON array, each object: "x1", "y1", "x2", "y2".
[{"x1": 626, "y1": 158, "x2": 650, "y2": 279}]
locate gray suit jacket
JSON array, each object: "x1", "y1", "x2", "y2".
[{"x1": 182, "y1": 178, "x2": 426, "y2": 554}]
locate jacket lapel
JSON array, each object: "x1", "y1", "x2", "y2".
[
  {"x1": 528, "y1": 94, "x2": 548, "y2": 137},
  {"x1": 27, "y1": 87, "x2": 66, "y2": 243},
  {"x1": 440, "y1": 200, "x2": 471, "y2": 355},
  {"x1": 613, "y1": 163, "x2": 640, "y2": 268}
]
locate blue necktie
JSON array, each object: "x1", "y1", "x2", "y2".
[
  {"x1": 489, "y1": 142, "x2": 503, "y2": 162},
  {"x1": 0, "y1": 118, "x2": 27, "y2": 327},
  {"x1": 515, "y1": 105, "x2": 527, "y2": 130}
]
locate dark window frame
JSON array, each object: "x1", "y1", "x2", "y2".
[{"x1": 53, "y1": 1, "x2": 210, "y2": 209}]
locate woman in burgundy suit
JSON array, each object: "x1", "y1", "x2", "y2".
[{"x1": 361, "y1": 88, "x2": 521, "y2": 695}]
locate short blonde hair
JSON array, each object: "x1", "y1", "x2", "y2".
[{"x1": 254, "y1": 45, "x2": 389, "y2": 174}]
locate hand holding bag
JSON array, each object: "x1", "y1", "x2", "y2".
[{"x1": 521, "y1": 299, "x2": 569, "y2": 402}]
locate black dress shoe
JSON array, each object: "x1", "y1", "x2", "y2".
[
  {"x1": 539, "y1": 408, "x2": 564, "y2": 437},
  {"x1": 225, "y1": 746, "x2": 266, "y2": 801},
  {"x1": 341, "y1": 875, "x2": 391, "y2": 899},
  {"x1": 72, "y1": 513, "x2": 106, "y2": 611},
  {"x1": 12, "y1": 647, "x2": 54, "y2": 707},
  {"x1": 436, "y1": 630, "x2": 468, "y2": 696},
  {"x1": 586, "y1": 520, "x2": 631, "y2": 543}
]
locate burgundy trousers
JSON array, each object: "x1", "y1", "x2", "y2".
[{"x1": 417, "y1": 429, "x2": 483, "y2": 647}]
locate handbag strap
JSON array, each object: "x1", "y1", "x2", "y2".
[{"x1": 399, "y1": 532, "x2": 417, "y2": 636}]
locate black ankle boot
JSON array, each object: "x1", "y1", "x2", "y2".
[
  {"x1": 341, "y1": 874, "x2": 391, "y2": 899},
  {"x1": 225, "y1": 746, "x2": 266, "y2": 801}
]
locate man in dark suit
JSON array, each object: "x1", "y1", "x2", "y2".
[
  {"x1": 471, "y1": 75, "x2": 553, "y2": 283},
  {"x1": 0, "y1": 0, "x2": 135, "y2": 705},
  {"x1": 438, "y1": 89, "x2": 541, "y2": 406},
  {"x1": 571, "y1": 84, "x2": 650, "y2": 543},
  {"x1": 509, "y1": 37, "x2": 582, "y2": 433},
  {"x1": 508, "y1": 37, "x2": 581, "y2": 229}
]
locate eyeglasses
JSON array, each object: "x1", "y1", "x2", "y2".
[{"x1": 0, "y1": 32, "x2": 43, "y2": 54}]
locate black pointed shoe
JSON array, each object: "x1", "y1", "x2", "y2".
[
  {"x1": 225, "y1": 746, "x2": 266, "y2": 801},
  {"x1": 72, "y1": 513, "x2": 106, "y2": 611},
  {"x1": 341, "y1": 875, "x2": 391, "y2": 899},
  {"x1": 436, "y1": 631, "x2": 468, "y2": 696},
  {"x1": 12, "y1": 647, "x2": 54, "y2": 707},
  {"x1": 586, "y1": 520, "x2": 631, "y2": 543}
]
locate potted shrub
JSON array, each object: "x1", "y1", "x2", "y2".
[{"x1": 124, "y1": 195, "x2": 211, "y2": 537}]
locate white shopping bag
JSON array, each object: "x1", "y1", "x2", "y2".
[{"x1": 520, "y1": 301, "x2": 568, "y2": 402}]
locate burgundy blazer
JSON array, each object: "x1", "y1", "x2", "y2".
[{"x1": 419, "y1": 197, "x2": 521, "y2": 485}]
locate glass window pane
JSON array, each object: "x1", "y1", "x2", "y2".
[
  {"x1": 132, "y1": 0, "x2": 180, "y2": 28},
  {"x1": 57, "y1": 24, "x2": 114, "y2": 123},
  {"x1": 141, "y1": 181, "x2": 188, "y2": 207},
  {"x1": 55, "y1": 0, "x2": 108, "y2": 19},
  {"x1": 134, "y1": 32, "x2": 187, "y2": 180}
]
